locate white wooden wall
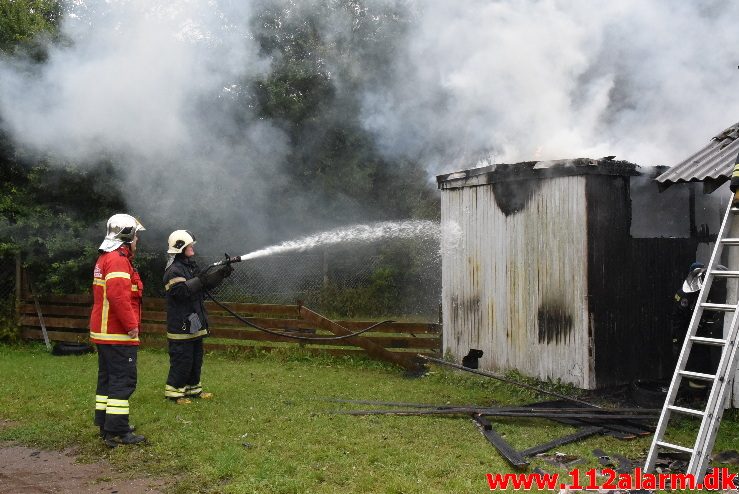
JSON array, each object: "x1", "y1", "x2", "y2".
[{"x1": 441, "y1": 176, "x2": 593, "y2": 387}]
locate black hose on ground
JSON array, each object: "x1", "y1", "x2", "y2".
[{"x1": 203, "y1": 285, "x2": 393, "y2": 342}]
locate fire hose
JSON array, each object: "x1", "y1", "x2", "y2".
[{"x1": 201, "y1": 255, "x2": 394, "y2": 341}]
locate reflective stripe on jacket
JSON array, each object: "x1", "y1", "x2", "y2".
[{"x1": 89, "y1": 246, "x2": 143, "y2": 345}]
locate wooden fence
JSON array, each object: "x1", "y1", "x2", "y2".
[{"x1": 18, "y1": 293, "x2": 441, "y2": 370}]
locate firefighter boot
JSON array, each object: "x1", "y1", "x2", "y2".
[
  {"x1": 175, "y1": 397, "x2": 192, "y2": 405},
  {"x1": 199, "y1": 392, "x2": 213, "y2": 399},
  {"x1": 104, "y1": 431, "x2": 146, "y2": 448},
  {"x1": 733, "y1": 190, "x2": 739, "y2": 209},
  {"x1": 99, "y1": 424, "x2": 135, "y2": 438}
]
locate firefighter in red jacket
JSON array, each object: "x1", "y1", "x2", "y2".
[{"x1": 90, "y1": 213, "x2": 147, "y2": 447}]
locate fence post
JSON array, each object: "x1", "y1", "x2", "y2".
[
  {"x1": 14, "y1": 252, "x2": 22, "y2": 328},
  {"x1": 438, "y1": 302, "x2": 443, "y2": 355},
  {"x1": 322, "y1": 249, "x2": 329, "y2": 288}
]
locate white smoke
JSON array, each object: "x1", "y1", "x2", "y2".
[
  {"x1": 1, "y1": 0, "x2": 738, "y2": 252},
  {"x1": 359, "y1": 0, "x2": 739, "y2": 171},
  {"x1": 0, "y1": 0, "x2": 286, "y2": 252}
]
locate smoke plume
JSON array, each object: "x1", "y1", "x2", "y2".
[
  {"x1": 1, "y1": 0, "x2": 738, "y2": 255},
  {"x1": 0, "y1": 0, "x2": 285, "y2": 254},
  {"x1": 359, "y1": 0, "x2": 739, "y2": 170}
]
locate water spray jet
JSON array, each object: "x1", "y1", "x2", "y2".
[
  {"x1": 211, "y1": 220, "x2": 441, "y2": 267},
  {"x1": 201, "y1": 219, "x2": 444, "y2": 351}
]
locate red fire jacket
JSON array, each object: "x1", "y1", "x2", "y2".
[{"x1": 89, "y1": 245, "x2": 143, "y2": 345}]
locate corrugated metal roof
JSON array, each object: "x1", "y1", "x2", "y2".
[{"x1": 656, "y1": 122, "x2": 739, "y2": 184}]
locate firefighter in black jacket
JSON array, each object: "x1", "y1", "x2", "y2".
[
  {"x1": 671, "y1": 262, "x2": 705, "y2": 365},
  {"x1": 163, "y1": 230, "x2": 232, "y2": 403},
  {"x1": 731, "y1": 150, "x2": 739, "y2": 202},
  {"x1": 671, "y1": 262, "x2": 724, "y2": 395}
]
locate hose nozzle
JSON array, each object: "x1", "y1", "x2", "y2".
[{"x1": 211, "y1": 253, "x2": 243, "y2": 267}]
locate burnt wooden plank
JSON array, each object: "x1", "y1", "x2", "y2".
[
  {"x1": 524, "y1": 400, "x2": 653, "y2": 437},
  {"x1": 472, "y1": 415, "x2": 529, "y2": 468},
  {"x1": 560, "y1": 417, "x2": 652, "y2": 436},
  {"x1": 520, "y1": 426, "x2": 604, "y2": 457}
]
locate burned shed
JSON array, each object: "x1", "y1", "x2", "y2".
[{"x1": 437, "y1": 158, "x2": 723, "y2": 389}]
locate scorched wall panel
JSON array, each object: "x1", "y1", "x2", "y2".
[{"x1": 441, "y1": 176, "x2": 592, "y2": 387}]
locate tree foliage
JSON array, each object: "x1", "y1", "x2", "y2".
[
  {"x1": 0, "y1": 1, "x2": 97, "y2": 294},
  {"x1": 0, "y1": 0, "x2": 61, "y2": 57},
  {"x1": 252, "y1": 1, "x2": 438, "y2": 228},
  {"x1": 0, "y1": 145, "x2": 126, "y2": 293}
]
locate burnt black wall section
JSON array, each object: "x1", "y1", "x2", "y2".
[
  {"x1": 625, "y1": 238, "x2": 698, "y2": 378},
  {"x1": 630, "y1": 176, "x2": 691, "y2": 238},
  {"x1": 491, "y1": 178, "x2": 543, "y2": 216},
  {"x1": 537, "y1": 300, "x2": 574, "y2": 344},
  {"x1": 586, "y1": 176, "x2": 699, "y2": 387},
  {"x1": 586, "y1": 175, "x2": 631, "y2": 387}
]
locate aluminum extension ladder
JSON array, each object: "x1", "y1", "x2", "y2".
[{"x1": 645, "y1": 198, "x2": 739, "y2": 482}]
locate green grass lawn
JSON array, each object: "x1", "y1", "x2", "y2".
[{"x1": 0, "y1": 343, "x2": 737, "y2": 493}]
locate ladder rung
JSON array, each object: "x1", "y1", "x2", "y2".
[
  {"x1": 700, "y1": 303, "x2": 736, "y2": 312},
  {"x1": 679, "y1": 370, "x2": 716, "y2": 382},
  {"x1": 690, "y1": 336, "x2": 726, "y2": 346},
  {"x1": 721, "y1": 238, "x2": 739, "y2": 245},
  {"x1": 710, "y1": 270, "x2": 739, "y2": 278},
  {"x1": 656, "y1": 441, "x2": 694, "y2": 454},
  {"x1": 667, "y1": 405, "x2": 704, "y2": 417}
]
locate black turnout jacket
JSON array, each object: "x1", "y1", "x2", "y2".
[{"x1": 163, "y1": 256, "x2": 209, "y2": 341}]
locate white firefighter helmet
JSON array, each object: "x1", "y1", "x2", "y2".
[
  {"x1": 99, "y1": 214, "x2": 146, "y2": 252},
  {"x1": 682, "y1": 264, "x2": 728, "y2": 293},
  {"x1": 167, "y1": 230, "x2": 197, "y2": 254}
]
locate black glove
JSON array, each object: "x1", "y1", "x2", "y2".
[
  {"x1": 201, "y1": 265, "x2": 233, "y2": 289},
  {"x1": 184, "y1": 276, "x2": 203, "y2": 294}
]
